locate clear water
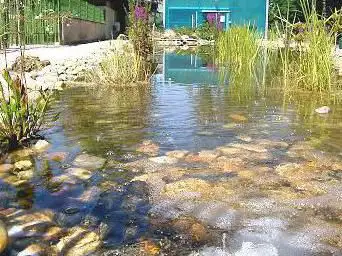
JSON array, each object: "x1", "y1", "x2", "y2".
[{"x1": 1, "y1": 50, "x2": 342, "y2": 255}]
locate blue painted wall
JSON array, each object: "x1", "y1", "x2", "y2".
[{"x1": 164, "y1": 0, "x2": 266, "y2": 31}]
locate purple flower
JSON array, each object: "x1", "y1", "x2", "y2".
[
  {"x1": 207, "y1": 13, "x2": 217, "y2": 25},
  {"x1": 135, "y1": 6, "x2": 148, "y2": 20}
]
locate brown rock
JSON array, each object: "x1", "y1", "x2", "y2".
[
  {"x1": 44, "y1": 226, "x2": 65, "y2": 241},
  {"x1": 162, "y1": 178, "x2": 212, "y2": 198},
  {"x1": 190, "y1": 222, "x2": 209, "y2": 243},
  {"x1": 166, "y1": 150, "x2": 189, "y2": 159},
  {"x1": 56, "y1": 227, "x2": 101, "y2": 256},
  {"x1": 229, "y1": 143, "x2": 268, "y2": 153},
  {"x1": 17, "y1": 243, "x2": 50, "y2": 256},
  {"x1": 137, "y1": 140, "x2": 160, "y2": 156},
  {"x1": 198, "y1": 150, "x2": 221, "y2": 162},
  {"x1": 229, "y1": 114, "x2": 248, "y2": 122},
  {"x1": 0, "y1": 220, "x2": 8, "y2": 254},
  {"x1": 47, "y1": 152, "x2": 68, "y2": 162},
  {"x1": 0, "y1": 164, "x2": 14, "y2": 173}
]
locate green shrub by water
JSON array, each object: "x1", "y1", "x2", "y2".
[{"x1": 0, "y1": 70, "x2": 51, "y2": 149}]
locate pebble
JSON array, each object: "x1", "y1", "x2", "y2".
[
  {"x1": 72, "y1": 153, "x2": 106, "y2": 170},
  {"x1": 149, "y1": 156, "x2": 178, "y2": 165},
  {"x1": 33, "y1": 140, "x2": 50, "y2": 151},
  {"x1": 315, "y1": 106, "x2": 330, "y2": 114}
]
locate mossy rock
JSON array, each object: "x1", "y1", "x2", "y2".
[{"x1": 11, "y1": 56, "x2": 50, "y2": 72}]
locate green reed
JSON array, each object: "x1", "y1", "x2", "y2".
[
  {"x1": 217, "y1": 26, "x2": 261, "y2": 74},
  {"x1": 0, "y1": 70, "x2": 52, "y2": 149},
  {"x1": 92, "y1": 44, "x2": 153, "y2": 87},
  {"x1": 216, "y1": 0, "x2": 338, "y2": 94},
  {"x1": 272, "y1": 0, "x2": 335, "y2": 92}
]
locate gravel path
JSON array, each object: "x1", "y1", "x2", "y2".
[
  {"x1": 0, "y1": 41, "x2": 115, "y2": 69},
  {"x1": 0, "y1": 40, "x2": 126, "y2": 92}
]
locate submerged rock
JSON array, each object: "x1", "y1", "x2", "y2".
[
  {"x1": 166, "y1": 150, "x2": 190, "y2": 159},
  {"x1": 235, "y1": 242, "x2": 278, "y2": 256},
  {"x1": 0, "y1": 220, "x2": 8, "y2": 254},
  {"x1": 7, "y1": 210, "x2": 55, "y2": 238},
  {"x1": 14, "y1": 160, "x2": 33, "y2": 171},
  {"x1": 0, "y1": 164, "x2": 14, "y2": 173},
  {"x1": 315, "y1": 106, "x2": 330, "y2": 114},
  {"x1": 72, "y1": 153, "x2": 106, "y2": 170},
  {"x1": 172, "y1": 217, "x2": 210, "y2": 243},
  {"x1": 229, "y1": 143, "x2": 268, "y2": 153},
  {"x1": 17, "y1": 243, "x2": 51, "y2": 256},
  {"x1": 7, "y1": 148, "x2": 34, "y2": 163},
  {"x1": 149, "y1": 156, "x2": 179, "y2": 165},
  {"x1": 17, "y1": 169, "x2": 34, "y2": 180},
  {"x1": 198, "y1": 150, "x2": 221, "y2": 162},
  {"x1": 56, "y1": 227, "x2": 101, "y2": 256},
  {"x1": 162, "y1": 178, "x2": 212, "y2": 198},
  {"x1": 229, "y1": 114, "x2": 248, "y2": 122},
  {"x1": 66, "y1": 168, "x2": 92, "y2": 180},
  {"x1": 136, "y1": 140, "x2": 160, "y2": 156},
  {"x1": 33, "y1": 140, "x2": 50, "y2": 152},
  {"x1": 46, "y1": 152, "x2": 68, "y2": 162}
]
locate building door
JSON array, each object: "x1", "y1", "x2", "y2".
[{"x1": 202, "y1": 12, "x2": 230, "y2": 30}]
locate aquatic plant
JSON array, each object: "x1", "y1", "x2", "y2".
[
  {"x1": 93, "y1": 44, "x2": 152, "y2": 86},
  {"x1": 0, "y1": 70, "x2": 51, "y2": 149},
  {"x1": 129, "y1": 5, "x2": 152, "y2": 59},
  {"x1": 216, "y1": 25, "x2": 261, "y2": 84},
  {"x1": 272, "y1": 0, "x2": 335, "y2": 92}
]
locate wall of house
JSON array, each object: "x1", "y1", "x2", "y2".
[
  {"x1": 100, "y1": 4, "x2": 118, "y2": 39},
  {"x1": 164, "y1": 0, "x2": 266, "y2": 31},
  {"x1": 61, "y1": 18, "x2": 106, "y2": 44}
]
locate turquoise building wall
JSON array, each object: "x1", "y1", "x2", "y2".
[{"x1": 164, "y1": 0, "x2": 266, "y2": 31}]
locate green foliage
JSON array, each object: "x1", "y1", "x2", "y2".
[
  {"x1": 270, "y1": 0, "x2": 298, "y2": 25},
  {"x1": 216, "y1": 0, "x2": 337, "y2": 93},
  {"x1": 272, "y1": 0, "x2": 335, "y2": 91},
  {"x1": 93, "y1": 44, "x2": 152, "y2": 86},
  {"x1": 174, "y1": 22, "x2": 220, "y2": 40},
  {"x1": 0, "y1": 69, "x2": 51, "y2": 149},
  {"x1": 216, "y1": 26, "x2": 261, "y2": 74}
]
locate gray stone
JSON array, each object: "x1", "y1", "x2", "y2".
[
  {"x1": 72, "y1": 154, "x2": 106, "y2": 170},
  {"x1": 33, "y1": 140, "x2": 50, "y2": 152},
  {"x1": 149, "y1": 156, "x2": 178, "y2": 165},
  {"x1": 315, "y1": 106, "x2": 330, "y2": 114}
]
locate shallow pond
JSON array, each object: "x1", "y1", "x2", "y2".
[{"x1": 0, "y1": 50, "x2": 342, "y2": 255}]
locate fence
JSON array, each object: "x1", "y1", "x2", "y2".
[{"x1": 0, "y1": 0, "x2": 105, "y2": 46}]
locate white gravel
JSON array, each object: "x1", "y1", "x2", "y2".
[{"x1": 0, "y1": 40, "x2": 116, "y2": 69}]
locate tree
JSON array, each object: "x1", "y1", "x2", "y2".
[{"x1": 269, "y1": 0, "x2": 298, "y2": 25}]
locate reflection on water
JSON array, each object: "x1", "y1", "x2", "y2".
[
  {"x1": 46, "y1": 51, "x2": 342, "y2": 155},
  {"x1": 0, "y1": 49, "x2": 342, "y2": 255}
]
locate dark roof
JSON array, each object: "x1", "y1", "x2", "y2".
[{"x1": 88, "y1": 0, "x2": 126, "y2": 9}]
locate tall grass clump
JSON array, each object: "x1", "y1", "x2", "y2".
[
  {"x1": 93, "y1": 3, "x2": 154, "y2": 86},
  {"x1": 273, "y1": 0, "x2": 335, "y2": 92},
  {"x1": 93, "y1": 44, "x2": 151, "y2": 86},
  {"x1": 217, "y1": 26, "x2": 261, "y2": 73},
  {"x1": 0, "y1": 70, "x2": 51, "y2": 149}
]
